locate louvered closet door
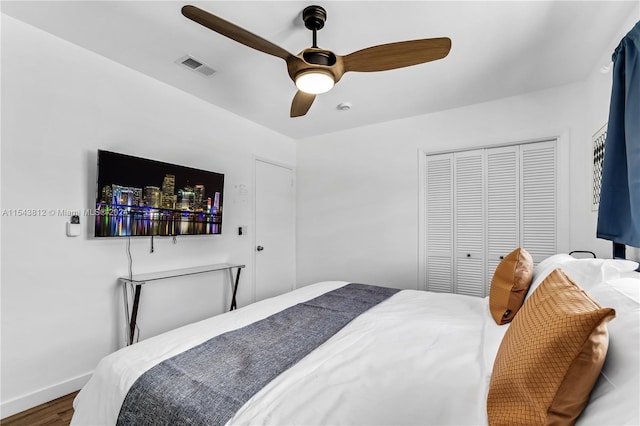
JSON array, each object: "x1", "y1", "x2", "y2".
[
  {"x1": 521, "y1": 141, "x2": 557, "y2": 263},
  {"x1": 486, "y1": 146, "x2": 519, "y2": 295},
  {"x1": 425, "y1": 154, "x2": 454, "y2": 292},
  {"x1": 454, "y1": 151, "x2": 485, "y2": 297}
]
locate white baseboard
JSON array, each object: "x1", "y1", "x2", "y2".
[{"x1": 0, "y1": 372, "x2": 92, "y2": 419}]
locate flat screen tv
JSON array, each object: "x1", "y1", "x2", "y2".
[{"x1": 95, "y1": 150, "x2": 224, "y2": 237}]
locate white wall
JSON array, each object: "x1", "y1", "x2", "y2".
[
  {"x1": 0, "y1": 15, "x2": 295, "y2": 417},
  {"x1": 296, "y1": 84, "x2": 577, "y2": 288},
  {"x1": 296, "y1": 7, "x2": 640, "y2": 287}
]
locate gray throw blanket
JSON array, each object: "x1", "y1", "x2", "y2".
[{"x1": 116, "y1": 283, "x2": 400, "y2": 426}]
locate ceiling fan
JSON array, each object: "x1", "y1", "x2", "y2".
[{"x1": 182, "y1": 4, "x2": 451, "y2": 118}]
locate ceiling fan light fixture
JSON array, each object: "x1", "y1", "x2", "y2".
[
  {"x1": 295, "y1": 70, "x2": 334, "y2": 94},
  {"x1": 182, "y1": 5, "x2": 452, "y2": 118}
]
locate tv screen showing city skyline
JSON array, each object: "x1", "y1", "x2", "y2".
[{"x1": 95, "y1": 150, "x2": 224, "y2": 237}]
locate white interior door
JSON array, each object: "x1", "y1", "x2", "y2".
[
  {"x1": 520, "y1": 141, "x2": 557, "y2": 263},
  {"x1": 453, "y1": 150, "x2": 486, "y2": 297},
  {"x1": 486, "y1": 146, "x2": 519, "y2": 293},
  {"x1": 425, "y1": 153, "x2": 454, "y2": 293},
  {"x1": 254, "y1": 159, "x2": 296, "y2": 302}
]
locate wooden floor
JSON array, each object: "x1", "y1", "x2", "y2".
[{"x1": 1, "y1": 392, "x2": 78, "y2": 426}]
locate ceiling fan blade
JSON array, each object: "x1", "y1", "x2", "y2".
[
  {"x1": 182, "y1": 5, "x2": 294, "y2": 61},
  {"x1": 342, "y1": 37, "x2": 451, "y2": 73},
  {"x1": 290, "y1": 91, "x2": 316, "y2": 117}
]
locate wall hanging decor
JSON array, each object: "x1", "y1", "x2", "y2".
[{"x1": 592, "y1": 124, "x2": 607, "y2": 211}]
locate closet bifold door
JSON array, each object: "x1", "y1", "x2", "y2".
[
  {"x1": 520, "y1": 141, "x2": 557, "y2": 263},
  {"x1": 453, "y1": 150, "x2": 485, "y2": 297},
  {"x1": 425, "y1": 153, "x2": 454, "y2": 293},
  {"x1": 486, "y1": 146, "x2": 520, "y2": 295}
]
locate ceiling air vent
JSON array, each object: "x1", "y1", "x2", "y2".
[{"x1": 175, "y1": 55, "x2": 216, "y2": 77}]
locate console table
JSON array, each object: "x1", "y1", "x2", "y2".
[{"x1": 120, "y1": 263, "x2": 245, "y2": 345}]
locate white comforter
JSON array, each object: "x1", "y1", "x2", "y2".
[{"x1": 72, "y1": 281, "x2": 506, "y2": 425}]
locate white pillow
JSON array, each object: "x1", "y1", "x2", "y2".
[
  {"x1": 518, "y1": 256, "x2": 639, "y2": 424},
  {"x1": 525, "y1": 255, "x2": 639, "y2": 302},
  {"x1": 481, "y1": 297, "x2": 510, "y2": 380},
  {"x1": 525, "y1": 254, "x2": 573, "y2": 297},
  {"x1": 576, "y1": 278, "x2": 640, "y2": 425},
  {"x1": 560, "y1": 259, "x2": 638, "y2": 291}
]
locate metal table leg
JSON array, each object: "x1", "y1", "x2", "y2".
[
  {"x1": 230, "y1": 267, "x2": 241, "y2": 311},
  {"x1": 122, "y1": 280, "x2": 131, "y2": 346},
  {"x1": 128, "y1": 284, "x2": 142, "y2": 345}
]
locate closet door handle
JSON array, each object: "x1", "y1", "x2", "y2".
[{"x1": 466, "y1": 253, "x2": 471, "y2": 258}]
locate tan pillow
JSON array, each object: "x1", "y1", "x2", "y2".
[
  {"x1": 487, "y1": 268, "x2": 615, "y2": 425},
  {"x1": 489, "y1": 247, "x2": 533, "y2": 324}
]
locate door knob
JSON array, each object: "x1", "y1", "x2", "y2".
[{"x1": 256, "y1": 245, "x2": 264, "y2": 251}]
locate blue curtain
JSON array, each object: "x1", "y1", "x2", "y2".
[{"x1": 597, "y1": 21, "x2": 640, "y2": 248}]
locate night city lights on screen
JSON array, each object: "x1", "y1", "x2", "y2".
[{"x1": 95, "y1": 150, "x2": 224, "y2": 237}]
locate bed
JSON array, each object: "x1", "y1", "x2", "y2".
[{"x1": 71, "y1": 253, "x2": 640, "y2": 425}]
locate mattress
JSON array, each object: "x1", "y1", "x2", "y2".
[{"x1": 71, "y1": 255, "x2": 640, "y2": 425}]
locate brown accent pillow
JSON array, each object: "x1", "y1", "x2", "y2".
[
  {"x1": 487, "y1": 268, "x2": 615, "y2": 425},
  {"x1": 489, "y1": 247, "x2": 533, "y2": 324}
]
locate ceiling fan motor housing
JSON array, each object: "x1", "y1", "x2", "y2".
[
  {"x1": 303, "y1": 5, "x2": 327, "y2": 31},
  {"x1": 303, "y1": 50, "x2": 336, "y2": 66},
  {"x1": 291, "y1": 5, "x2": 342, "y2": 87}
]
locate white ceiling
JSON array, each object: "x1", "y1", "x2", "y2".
[{"x1": 2, "y1": 1, "x2": 636, "y2": 139}]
